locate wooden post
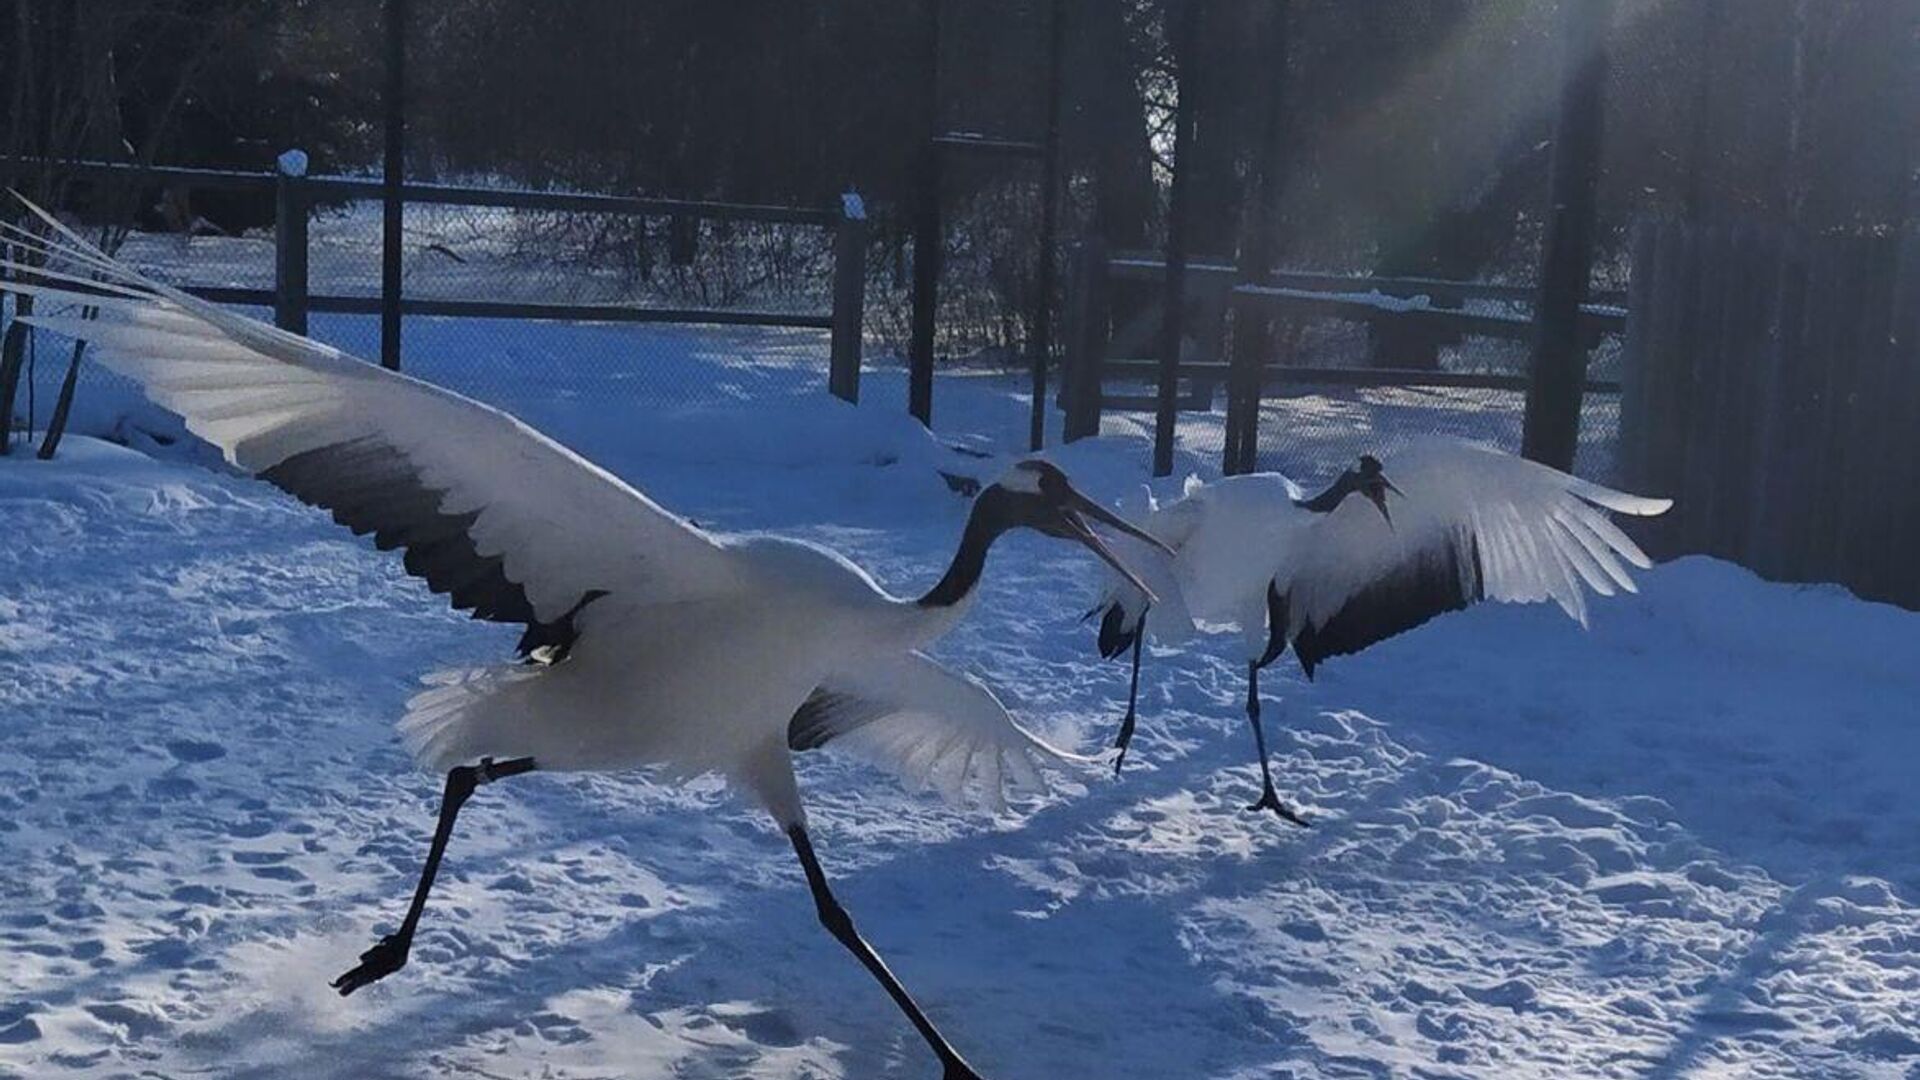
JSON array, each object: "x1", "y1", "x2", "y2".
[
  {"x1": 1027, "y1": 0, "x2": 1066, "y2": 452},
  {"x1": 1224, "y1": 293, "x2": 1266, "y2": 474},
  {"x1": 908, "y1": 0, "x2": 942, "y2": 426},
  {"x1": 668, "y1": 213, "x2": 697, "y2": 266},
  {"x1": 1521, "y1": 0, "x2": 1611, "y2": 471},
  {"x1": 1062, "y1": 237, "x2": 1109, "y2": 442},
  {"x1": 34, "y1": 338, "x2": 83, "y2": 460},
  {"x1": 380, "y1": 0, "x2": 407, "y2": 371},
  {"x1": 274, "y1": 150, "x2": 310, "y2": 335},
  {"x1": 0, "y1": 322, "x2": 27, "y2": 454},
  {"x1": 828, "y1": 192, "x2": 867, "y2": 404},
  {"x1": 1154, "y1": 0, "x2": 1204, "y2": 477}
]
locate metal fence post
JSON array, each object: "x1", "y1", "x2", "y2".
[
  {"x1": 1027, "y1": 0, "x2": 1066, "y2": 451},
  {"x1": 1154, "y1": 0, "x2": 1204, "y2": 476},
  {"x1": 1522, "y1": 0, "x2": 1611, "y2": 471},
  {"x1": 1062, "y1": 237, "x2": 1109, "y2": 442},
  {"x1": 829, "y1": 192, "x2": 867, "y2": 404},
  {"x1": 908, "y1": 0, "x2": 942, "y2": 425},
  {"x1": 381, "y1": 0, "x2": 407, "y2": 371},
  {"x1": 274, "y1": 149, "x2": 310, "y2": 335}
]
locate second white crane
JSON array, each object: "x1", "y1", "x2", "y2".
[{"x1": 1092, "y1": 441, "x2": 1671, "y2": 826}]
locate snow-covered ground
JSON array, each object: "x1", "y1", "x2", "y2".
[{"x1": 3, "y1": 315, "x2": 1918, "y2": 1079}]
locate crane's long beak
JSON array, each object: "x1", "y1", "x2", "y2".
[
  {"x1": 1060, "y1": 493, "x2": 1173, "y2": 603},
  {"x1": 1364, "y1": 477, "x2": 1402, "y2": 528},
  {"x1": 1365, "y1": 488, "x2": 1394, "y2": 527}
]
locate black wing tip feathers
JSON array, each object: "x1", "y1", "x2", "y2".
[
  {"x1": 516, "y1": 589, "x2": 610, "y2": 664},
  {"x1": 1097, "y1": 603, "x2": 1139, "y2": 660},
  {"x1": 787, "y1": 688, "x2": 891, "y2": 753},
  {"x1": 1288, "y1": 533, "x2": 1485, "y2": 677},
  {"x1": 260, "y1": 437, "x2": 608, "y2": 662},
  {"x1": 1257, "y1": 580, "x2": 1291, "y2": 671}
]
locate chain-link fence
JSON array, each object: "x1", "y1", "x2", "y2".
[
  {"x1": 1238, "y1": 305, "x2": 1626, "y2": 486},
  {"x1": 1061, "y1": 253, "x2": 1629, "y2": 486},
  {"x1": 2, "y1": 166, "x2": 866, "y2": 454},
  {"x1": 1, "y1": 171, "x2": 280, "y2": 449},
  {"x1": 328, "y1": 194, "x2": 850, "y2": 414}
]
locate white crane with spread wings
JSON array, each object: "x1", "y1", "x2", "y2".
[
  {"x1": 1092, "y1": 443, "x2": 1670, "y2": 827},
  {"x1": 4, "y1": 197, "x2": 1168, "y2": 1080}
]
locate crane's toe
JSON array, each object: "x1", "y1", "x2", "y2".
[
  {"x1": 331, "y1": 933, "x2": 412, "y2": 996},
  {"x1": 1247, "y1": 787, "x2": 1312, "y2": 828}
]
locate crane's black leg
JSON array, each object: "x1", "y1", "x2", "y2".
[
  {"x1": 1243, "y1": 663, "x2": 1310, "y2": 828},
  {"x1": 1111, "y1": 630, "x2": 1146, "y2": 774},
  {"x1": 332, "y1": 755, "x2": 537, "y2": 995},
  {"x1": 788, "y1": 825, "x2": 985, "y2": 1080}
]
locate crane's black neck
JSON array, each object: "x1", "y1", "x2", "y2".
[
  {"x1": 1294, "y1": 472, "x2": 1359, "y2": 514},
  {"x1": 919, "y1": 487, "x2": 1020, "y2": 608}
]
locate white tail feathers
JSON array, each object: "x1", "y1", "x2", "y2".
[{"x1": 398, "y1": 666, "x2": 541, "y2": 772}]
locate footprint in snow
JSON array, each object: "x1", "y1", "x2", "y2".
[
  {"x1": 164, "y1": 739, "x2": 227, "y2": 764},
  {"x1": 0, "y1": 1018, "x2": 39, "y2": 1044},
  {"x1": 84, "y1": 1002, "x2": 172, "y2": 1041}
]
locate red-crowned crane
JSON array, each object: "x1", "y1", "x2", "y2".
[
  {"x1": 3, "y1": 198, "x2": 1168, "y2": 1080},
  {"x1": 1092, "y1": 443, "x2": 1671, "y2": 826}
]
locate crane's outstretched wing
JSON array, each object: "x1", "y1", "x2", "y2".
[
  {"x1": 789, "y1": 652, "x2": 1100, "y2": 812},
  {"x1": 1277, "y1": 439, "x2": 1671, "y2": 676},
  {"x1": 2, "y1": 199, "x2": 741, "y2": 651}
]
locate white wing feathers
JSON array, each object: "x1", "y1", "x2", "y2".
[
  {"x1": 1281, "y1": 439, "x2": 1670, "y2": 672},
  {"x1": 2, "y1": 199, "x2": 740, "y2": 621},
  {"x1": 789, "y1": 652, "x2": 1099, "y2": 812},
  {"x1": 1089, "y1": 484, "x2": 1203, "y2": 651}
]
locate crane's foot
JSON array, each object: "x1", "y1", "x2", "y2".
[
  {"x1": 331, "y1": 932, "x2": 412, "y2": 996},
  {"x1": 1247, "y1": 785, "x2": 1311, "y2": 828},
  {"x1": 1111, "y1": 719, "x2": 1136, "y2": 776}
]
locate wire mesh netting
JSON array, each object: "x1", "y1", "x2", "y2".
[
  {"x1": 336, "y1": 197, "x2": 843, "y2": 411},
  {"x1": 1091, "y1": 293, "x2": 1625, "y2": 486},
  {"x1": 2, "y1": 184, "x2": 855, "y2": 449}
]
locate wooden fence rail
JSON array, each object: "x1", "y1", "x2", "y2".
[{"x1": 1618, "y1": 219, "x2": 1920, "y2": 609}]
